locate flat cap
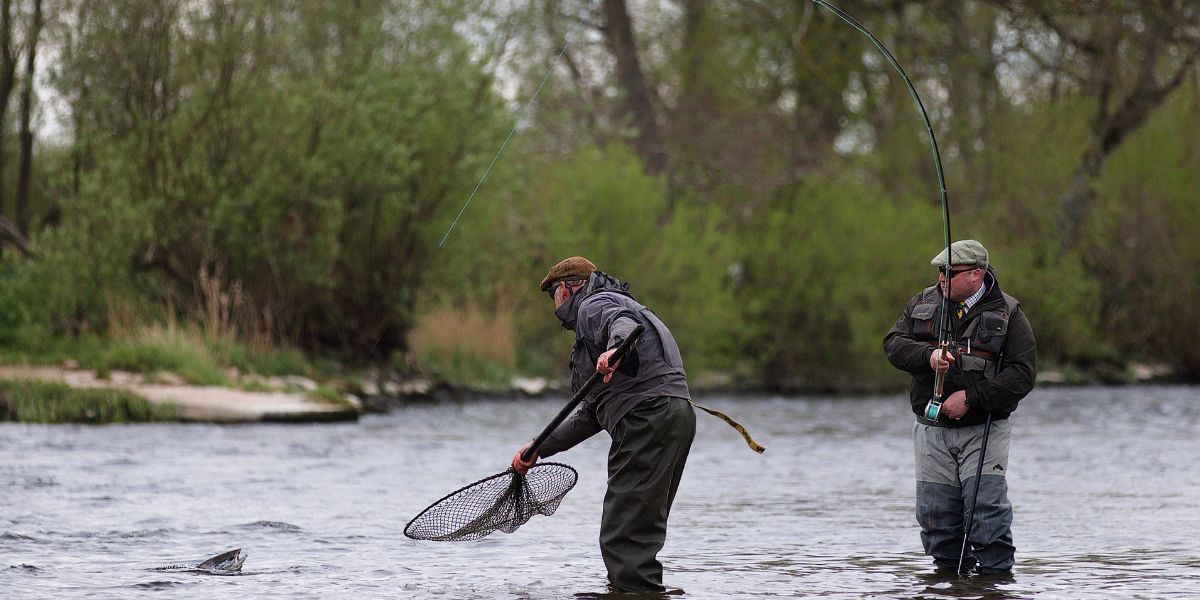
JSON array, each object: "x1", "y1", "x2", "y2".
[
  {"x1": 930, "y1": 239, "x2": 989, "y2": 269},
  {"x1": 540, "y1": 256, "x2": 596, "y2": 291}
]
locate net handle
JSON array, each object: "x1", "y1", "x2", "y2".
[{"x1": 521, "y1": 323, "x2": 646, "y2": 461}]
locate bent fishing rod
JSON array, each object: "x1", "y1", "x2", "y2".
[
  {"x1": 811, "y1": 1, "x2": 989, "y2": 577},
  {"x1": 808, "y1": 0, "x2": 955, "y2": 419}
]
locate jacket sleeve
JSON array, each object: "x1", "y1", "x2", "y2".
[
  {"x1": 607, "y1": 316, "x2": 638, "y2": 349},
  {"x1": 536, "y1": 403, "x2": 602, "y2": 459},
  {"x1": 966, "y1": 306, "x2": 1037, "y2": 413},
  {"x1": 577, "y1": 294, "x2": 640, "y2": 351},
  {"x1": 883, "y1": 295, "x2": 935, "y2": 375}
]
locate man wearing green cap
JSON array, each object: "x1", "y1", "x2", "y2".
[
  {"x1": 511, "y1": 256, "x2": 696, "y2": 593},
  {"x1": 883, "y1": 240, "x2": 1037, "y2": 575}
]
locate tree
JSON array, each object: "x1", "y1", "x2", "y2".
[
  {"x1": 15, "y1": 0, "x2": 41, "y2": 234},
  {"x1": 996, "y1": 0, "x2": 1200, "y2": 245},
  {"x1": 600, "y1": 0, "x2": 666, "y2": 175}
]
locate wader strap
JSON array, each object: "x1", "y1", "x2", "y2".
[{"x1": 687, "y1": 400, "x2": 766, "y2": 454}]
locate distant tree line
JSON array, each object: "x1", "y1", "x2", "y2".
[{"x1": 1, "y1": 0, "x2": 1198, "y2": 388}]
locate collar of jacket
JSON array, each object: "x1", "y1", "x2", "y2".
[
  {"x1": 973, "y1": 268, "x2": 1004, "y2": 311},
  {"x1": 555, "y1": 271, "x2": 635, "y2": 330}
]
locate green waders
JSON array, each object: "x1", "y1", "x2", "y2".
[{"x1": 600, "y1": 396, "x2": 696, "y2": 593}]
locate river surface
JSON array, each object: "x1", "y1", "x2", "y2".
[{"x1": 3, "y1": 385, "x2": 1199, "y2": 598}]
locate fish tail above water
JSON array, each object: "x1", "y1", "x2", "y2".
[
  {"x1": 154, "y1": 548, "x2": 246, "y2": 574},
  {"x1": 197, "y1": 548, "x2": 246, "y2": 572}
]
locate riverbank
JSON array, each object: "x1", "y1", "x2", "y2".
[
  {"x1": 0, "y1": 365, "x2": 358, "y2": 424},
  {"x1": 0, "y1": 358, "x2": 1185, "y2": 425}
]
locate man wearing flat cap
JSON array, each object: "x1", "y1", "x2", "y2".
[
  {"x1": 511, "y1": 256, "x2": 695, "y2": 593},
  {"x1": 884, "y1": 240, "x2": 1037, "y2": 576}
]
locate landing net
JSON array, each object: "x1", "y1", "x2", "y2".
[{"x1": 404, "y1": 462, "x2": 578, "y2": 541}]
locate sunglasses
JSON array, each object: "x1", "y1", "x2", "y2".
[{"x1": 547, "y1": 279, "x2": 584, "y2": 300}]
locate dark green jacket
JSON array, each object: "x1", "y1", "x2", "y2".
[{"x1": 883, "y1": 268, "x2": 1037, "y2": 427}]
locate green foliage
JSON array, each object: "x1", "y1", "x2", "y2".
[
  {"x1": 224, "y1": 343, "x2": 314, "y2": 378},
  {"x1": 2, "y1": 0, "x2": 1196, "y2": 393},
  {"x1": 412, "y1": 352, "x2": 521, "y2": 394},
  {"x1": 35, "y1": 0, "x2": 509, "y2": 360},
  {"x1": 0, "y1": 267, "x2": 32, "y2": 347},
  {"x1": 96, "y1": 342, "x2": 224, "y2": 386},
  {"x1": 1087, "y1": 88, "x2": 1200, "y2": 374},
  {"x1": 644, "y1": 203, "x2": 743, "y2": 376},
  {"x1": 0, "y1": 380, "x2": 177, "y2": 423},
  {"x1": 533, "y1": 145, "x2": 670, "y2": 280},
  {"x1": 731, "y1": 178, "x2": 941, "y2": 389},
  {"x1": 308, "y1": 385, "x2": 350, "y2": 406}
]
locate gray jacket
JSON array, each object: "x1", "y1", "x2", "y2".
[{"x1": 539, "y1": 272, "x2": 691, "y2": 457}]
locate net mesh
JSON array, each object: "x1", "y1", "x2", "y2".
[{"x1": 404, "y1": 462, "x2": 578, "y2": 541}]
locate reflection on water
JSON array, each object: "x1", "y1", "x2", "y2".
[{"x1": 2, "y1": 385, "x2": 1199, "y2": 598}]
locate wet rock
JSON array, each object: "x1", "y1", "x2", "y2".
[
  {"x1": 398, "y1": 378, "x2": 432, "y2": 396},
  {"x1": 281, "y1": 375, "x2": 318, "y2": 392},
  {"x1": 108, "y1": 371, "x2": 141, "y2": 385},
  {"x1": 382, "y1": 380, "x2": 401, "y2": 396},
  {"x1": 511, "y1": 377, "x2": 548, "y2": 396},
  {"x1": 1038, "y1": 371, "x2": 1066, "y2": 384},
  {"x1": 360, "y1": 380, "x2": 380, "y2": 396},
  {"x1": 1129, "y1": 363, "x2": 1173, "y2": 382}
]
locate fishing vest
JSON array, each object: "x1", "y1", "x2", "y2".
[
  {"x1": 567, "y1": 286, "x2": 691, "y2": 432},
  {"x1": 569, "y1": 292, "x2": 688, "y2": 395},
  {"x1": 909, "y1": 285, "x2": 1020, "y2": 379}
]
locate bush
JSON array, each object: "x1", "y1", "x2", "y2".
[{"x1": 731, "y1": 177, "x2": 941, "y2": 389}]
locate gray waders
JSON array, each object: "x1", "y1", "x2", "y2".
[
  {"x1": 914, "y1": 419, "x2": 1014, "y2": 572},
  {"x1": 600, "y1": 396, "x2": 696, "y2": 592}
]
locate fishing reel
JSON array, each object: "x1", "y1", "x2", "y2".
[
  {"x1": 925, "y1": 341, "x2": 953, "y2": 421},
  {"x1": 924, "y1": 397, "x2": 943, "y2": 421}
]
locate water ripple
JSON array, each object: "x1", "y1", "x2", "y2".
[
  {"x1": 5, "y1": 564, "x2": 42, "y2": 574},
  {"x1": 238, "y1": 520, "x2": 302, "y2": 532},
  {"x1": 2, "y1": 387, "x2": 1199, "y2": 598}
]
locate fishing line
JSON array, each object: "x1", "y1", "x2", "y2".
[{"x1": 438, "y1": 1, "x2": 598, "y2": 248}]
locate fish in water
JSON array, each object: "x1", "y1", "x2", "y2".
[{"x1": 154, "y1": 549, "x2": 247, "y2": 575}]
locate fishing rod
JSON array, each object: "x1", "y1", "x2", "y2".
[
  {"x1": 807, "y1": 0, "x2": 955, "y2": 421},
  {"x1": 810, "y1": 3, "x2": 998, "y2": 577}
]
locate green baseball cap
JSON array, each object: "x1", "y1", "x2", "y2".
[{"x1": 930, "y1": 239, "x2": 989, "y2": 269}]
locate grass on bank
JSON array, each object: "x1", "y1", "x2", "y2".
[
  {"x1": 2, "y1": 302, "x2": 536, "y2": 402},
  {"x1": 0, "y1": 379, "x2": 179, "y2": 423},
  {"x1": 407, "y1": 304, "x2": 527, "y2": 392},
  {"x1": 2, "y1": 324, "x2": 325, "y2": 387}
]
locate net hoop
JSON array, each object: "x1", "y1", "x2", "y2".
[{"x1": 404, "y1": 462, "x2": 578, "y2": 541}]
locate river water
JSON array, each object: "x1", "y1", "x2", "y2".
[{"x1": 3, "y1": 385, "x2": 1199, "y2": 598}]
